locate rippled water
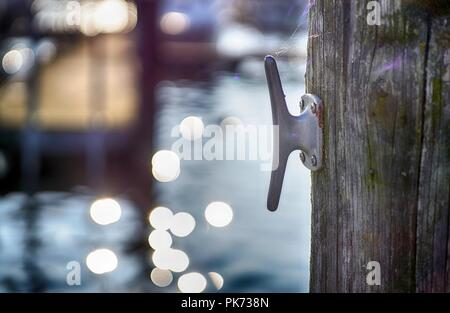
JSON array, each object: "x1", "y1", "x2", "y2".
[
  {"x1": 0, "y1": 59, "x2": 311, "y2": 292},
  {"x1": 0, "y1": 191, "x2": 143, "y2": 292},
  {"x1": 153, "y1": 64, "x2": 311, "y2": 292}
]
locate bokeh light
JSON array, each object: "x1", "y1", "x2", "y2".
[
  {"x1": 170, "y1": 212, "x2": 195, "y2": 237},
  {"x1": 17, "y1": 46, "x2": 35, "y2": 71},
  {"x1": 169, "y1": 249, "x2": 190, "y2": 272},
  {"x1": 149, "y1": 206, "x2": 173, "y2": 230},
  {"x1": 178, "y1": 272, "x2": 207, "y2": 293},
  {"x1": 2, "y1": 50, "x2": 23, "y2": 74},
  {"x1": 72, "y1": 0, "x2": 136, "y2": 36},
  {"x1": 152, "y1": 249, "x2": 171, "y2": 270},
  {"x1": 221, "y1": 116, "x2": 243, "y2": 128},
  {"x1": 152, "y1": 248, "x2": 189, "y2": 272},
  {"x1": 150, "y1": 268, "x2": 173, "y2": 287},
  {"x1": 151, "y1": 150, "x2": 181, "y2": 182},
  {"x1": 216, "y1": 24, "x2": 262, "y2": 58},
  {"x1": 35, "y1": 39, "x2": 57, "y2": 64},
  {"x1": 86, "y1": 248, "x2": 118, "y2": 274},
  {"x1": 80, "y1": 2, "x2": 99, "y2": 36},
  {"x1": 124, "y1": 2, "x2": 138, "y2": 33},
  {"x1": 205, "y1": 202, "x2": 233, "y2": 227},
  {"x1": 160, "y1": 12, "x2": 190, "y2": 35},
  {"x1": 148, "y1": 229, "x2": 173, "y2": 250},
  {"x1": 95, "y1": 0, "x2": 129, "y2": 34},
  {"x1": 90, "y1": 198, "x2": 122, "y2": 225},
  {"x1": 208, "y1": 272, "x2": 224, "y2": 290},
  {"x1": 179, "y1": 116, "x2": 204, "y2": 141}
]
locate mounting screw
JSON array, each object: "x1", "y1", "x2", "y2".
[
  {"x1": 310, "y1": 103, "x2": 317, "y2": 114},
  {"x1": 299, "y1": 151, "x2": 306, "y2": 163},
  {"x1": 300, "y1": 99, "x2": 305, "y2": 111},
  {"x1": 311, "y1": 155, "x2": 317, "y2": 166}
]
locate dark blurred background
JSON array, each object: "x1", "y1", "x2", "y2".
[{"x1": 0, "y1": 0, "x2": 311, "y2": 292}]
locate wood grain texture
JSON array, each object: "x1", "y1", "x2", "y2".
[
  {"x1": 306, "y1": 0, "x2": 450, "y2": 292},
  {"x1": 415, "y1": 15, "x2": 450, "y2": 292}
]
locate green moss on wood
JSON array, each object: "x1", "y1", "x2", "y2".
[
  {"x1": 404, "y1": 0, "x2": 450, "y2": 16},
  {"x1": 377, "y1": 25, "x2": 420, "y2": 46},
  {"x1": 431, "y1": 78, "x2": 443, "y2": 135},
  {"x1": 371, "y1": 93, "x2": 395, "y2": 130},
  {"x1": 431, "y1": 78, "x2": 442, "y2": 104}
]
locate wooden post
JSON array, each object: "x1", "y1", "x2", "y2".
[{"x1": 306, "y1": 0, "x2": 450, "y2": 292}]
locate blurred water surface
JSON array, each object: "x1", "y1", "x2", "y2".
[
  {"x1": 0, "y1": 59, "x2": 311, "y2": 292},
  {"x1": 153, "y1": 64, "x2": 311, "y2": 292}
]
